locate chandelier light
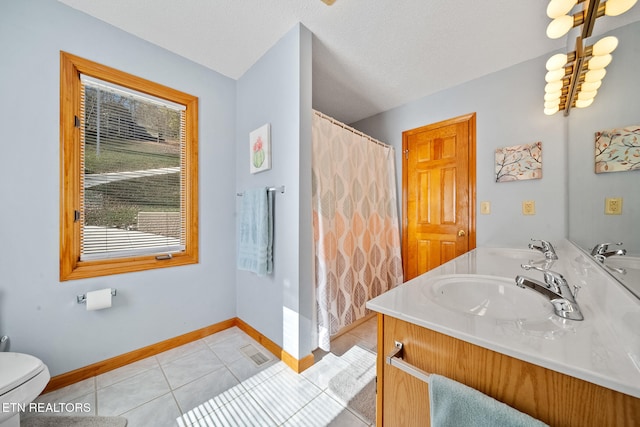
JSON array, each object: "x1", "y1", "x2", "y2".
[{"x1": 543, "y1": 0, "x2": 637, "y2": 115}]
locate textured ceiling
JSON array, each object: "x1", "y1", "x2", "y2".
[{"x1": 58, "y1": 0, "x2": 640, "y2": 124}]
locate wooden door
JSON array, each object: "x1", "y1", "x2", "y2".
[{"x1": 402, "y1": 114, "x2": 476, "y2": 281}]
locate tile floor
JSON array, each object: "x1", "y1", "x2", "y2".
[{"x1": 25, "y1": 316, "x2": 378, "y2": 427}]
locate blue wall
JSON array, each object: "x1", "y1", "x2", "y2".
[
  {"x1": 351, "y1": 21, "x2": 639, "y2": 255},
  {"x1": 0, "y1": 0, "x2": 237, "y2": 376},
  {"x1": 567, "y1": 22, "x2": 640, "y2": 255},
  {"x1": 352, "y1": 50, "x2": 567, "y2": 247},
  {"x1": 235, "y1": 24, "x2": 315, "y2": 360},
  {"x1": 2, "y1": 0, "x2": 635, "y2": 379}
]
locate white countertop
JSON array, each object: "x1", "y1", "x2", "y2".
[{"x1": 366, "y1": 240, "x2": 640, "y2": 399}]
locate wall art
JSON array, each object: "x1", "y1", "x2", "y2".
[
  {"x1": 495, "y1": 141, "x2": 542, "y2": 182},
  {"x1": 250, "y1": 123, "x2": 271, "y2": 174},
  {"x1": 595, "y1": 126, "x2": 640, "y2": 173}
]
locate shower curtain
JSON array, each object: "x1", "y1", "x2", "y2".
[{"x1": 312, "y1": 111, "x2": 403, "y2": 351}]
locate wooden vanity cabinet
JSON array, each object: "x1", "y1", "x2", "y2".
[{"x1": 376, "y1": 314, "x2": 640, "y2": 427}]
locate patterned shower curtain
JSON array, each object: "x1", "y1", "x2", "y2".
[{"x1": 312, "y1": 112, "x2": 403, "y2": 351}]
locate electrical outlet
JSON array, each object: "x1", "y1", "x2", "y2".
[
  {"x1": 605, "y1": 197, "x2": 623, "y2": 215},
  {"x1": 522, "y1": 200, "x2": 536, "y2": 215},
  {"x1": 480, "y1": 201, "x2": 491, "y2": 215}
]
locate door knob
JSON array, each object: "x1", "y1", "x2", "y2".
[{"x1": 458, "y1": 229, "x2": 466, "y2": 237}]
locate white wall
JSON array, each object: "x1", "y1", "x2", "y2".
[
  {"x1": 352, "y1": 52, "x2": 567, "y2": 247},
  {"x1": 235, "y1": 24, "x2": 315, "y2": 359},
  {"x1": 0, "y1": 0, "x2": 237, "y2": 376}
]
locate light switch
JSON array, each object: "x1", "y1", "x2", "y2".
[
  {"x1": 605, "y1": 197, "x2": 623, "y2": 215},
  {"x1": 480, "y1": 201, "x2": 491, "y2": 215},
  {"x1": 522, "y1": 200, "x2": 536, "y2": 215}
]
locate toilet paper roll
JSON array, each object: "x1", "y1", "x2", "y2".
[{"x1": 86, "y1": 288, "x2": 113, "y2": 311}]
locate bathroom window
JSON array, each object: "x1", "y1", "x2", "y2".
[{"x1": 60, "y1": 52, "x2": 199, "y2": 280}]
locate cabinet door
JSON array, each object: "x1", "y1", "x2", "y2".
[
  {"x1": 378, "y1": 314, "x2": 640, "y2": 427},
  {"x1": 380, "y1": 315, "x2": 432, "y2": 426}
]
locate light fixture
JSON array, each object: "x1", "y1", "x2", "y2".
[
  {"x1": 592, "y1": 35, "x2": 618, "y2": 55},
  {"x1": 545, "y1": 81, "x2": 564, "y2": 92},
  {"x1": 546, "y1": 53, "x2": 569, "y2": 70},
  {"x1": 542, "y1": 0, "x2": 636, "y2": 115},
  {"x1": 587, "y1": 53, "x2": 612, "y2": 69},
  {"x1": 545, "y1": 91, "x2": 562, "y2": 101},
  {"x1": 580, "y1": 80, "x2": 602, "y2": 91},
  {"x1": 604, "y1": 0, "x2": 637, "y2": 15},
  {"x1": 577, "y1": 90, "x2": 598, "y2": 100},
  {"x1": 547, "y1": 15, "x2": 575, "y2": 39},
  {"x1": 547, "y1": 0, "x2": 578, "y2": 18},
  {"x1": 585, "y1": 68, "x2": 607, "y2": 82},
  {"x1": 575, "y1": 98, "x2": 594, "y2": 108},
  {"x1": 545, "y1": 68, "x2": 567, "y2": 82}
]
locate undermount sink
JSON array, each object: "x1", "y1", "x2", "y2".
[{"x1": 426, "y1": 274, "x2": 554, "y2": 320}]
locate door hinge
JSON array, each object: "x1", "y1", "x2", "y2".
[
  {"x1": 74, "y1": 116, "x2": 81, "y2": 128},
  {"x1": 74, "y1": 210, "x2": 81, "y2": 222}
]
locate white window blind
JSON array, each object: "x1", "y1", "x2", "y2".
[{"x1": 79, "y1": 75, "x2": 186, "y2": 260}]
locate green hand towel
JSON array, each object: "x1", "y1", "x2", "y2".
[
  {"x1": 429, "y1": 374, "x2": 548, "y2": 427},
  {"x1": 237, "y1": 187, "x2": 273, "y2": 275}
]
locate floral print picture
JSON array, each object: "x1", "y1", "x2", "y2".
[
  {"x1": 250, "y1": 123, "x2": 271, "y2": 174},
  {"x1": 595, "y1": 126, "x2": 640, "y2": 173},
  {"x1": 495, "y1": 141, "x2": 542, "y2": 182}
]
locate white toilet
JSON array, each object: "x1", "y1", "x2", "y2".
[{"x1": 0, "y1": 353, "x2": 50, "y2": 427}]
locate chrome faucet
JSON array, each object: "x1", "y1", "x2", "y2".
[
  {"x1": 515, "y1": 264, "x2": 584, "y2": 321},
  {"x1": 528, "y1": 239, "x2": 558, "y2": 260},
  {"x1": 590, "y1": 242, "x2": 626, "y2": 262}
]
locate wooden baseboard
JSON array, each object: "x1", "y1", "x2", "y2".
[
  {"x1": 331, "y1": 312, "x2": 376, "y2": 340},
  {"x1": 234, "y1": 318, "x2": 315, "y2": 373},
  {"x1": 43, "y1": 317, "x2": 314, "y2": 394}
]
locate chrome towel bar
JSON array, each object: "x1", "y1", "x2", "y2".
[
  {"x1": 386, "y1": 341, "x2": 432, "y2": 384},
  {"x1": 236, "y1": 185, "x2": 285, "y2": 197}
]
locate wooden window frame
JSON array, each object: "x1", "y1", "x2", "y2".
[{"x1": 60, "y1": 51, "x2": 199, "y2": 281}]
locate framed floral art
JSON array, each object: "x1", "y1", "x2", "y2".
[{"x1": 250, "y1": 123, "x2": 271, "y2": 174}]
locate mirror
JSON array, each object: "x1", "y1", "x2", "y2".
[{"x1": 567, "y1": 21, "x2": 640, "y2": 298}]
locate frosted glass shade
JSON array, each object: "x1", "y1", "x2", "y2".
[
  {"x1": 545, "y1": 91, "x2": 562, "y2": 101},
  {"x1": 545, "y1": 68, "x2": 566, "y2": 82},
  {"x1": 575, "y1": 98, "x2": 594, "y2": 108},
  {"x1": 547, "y1": 0, "x2": 578, "y2": 18},
  {"x1": 580, "y1": 80, "x2": 602, "y2": 92},
  {"x1": 588, "y1": 54, "x2": 612, "y2": 70},
  {"x1": 545, "y1": 100, "x2": 560, "y2": 109},
  {"x1": 577, "y1": 90, "x2": 597, "y2": 101},
  {"x1": 592, "y1": 36, "x2": 619, "y2": 55},
  {"x1": 544, "y1": 106, "x2": 560, "y2": 115},
  {"x1": 547, "y1": 15, "x2": 574, "y2": 39},
  {"x1": 546, "y1": 53, "x2": 568, "y2": 71},
  {"x1": 605, "y1": 0, "x2": 637, "y2": 16},
  {"x1": 545, "y1": 81, "x2": 563, "y2": 93},
  {"x1": 585, "y1": 68, "x2": 606, "y2": 82}
]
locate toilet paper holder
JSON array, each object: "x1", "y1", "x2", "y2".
[{"x1": 77, "y1": 289, "x2": 117, "y2": 304}]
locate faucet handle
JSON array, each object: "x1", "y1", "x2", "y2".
[
  {"x1": 521, "y1": 263, "x2": 546, "y2": 273},
  {"x1": 591, "y1": 242, "x2": 623, "y2": 255},
  {"x1": 528, "y1": 239, "x2": 558, "y2": 260},
  {"x1": 521, "y1": 264, "x2": 567, "y2": 292}
]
